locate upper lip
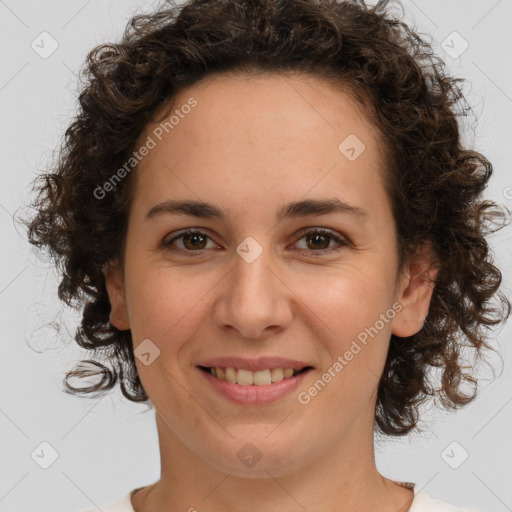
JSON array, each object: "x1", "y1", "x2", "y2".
[{"x1": 197, "y1": 357, "x2": 313, "y2": 372}]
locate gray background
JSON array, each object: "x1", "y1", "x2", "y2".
[{"x1": 1, "y1": 1, "x2": 511, "y2": 511}]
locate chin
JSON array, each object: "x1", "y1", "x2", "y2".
[{"x1": 198, "y1": 435, "x2": 310, "y2": 479}]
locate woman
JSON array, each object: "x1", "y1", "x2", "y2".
[{"x1": 25, "y1": 0, "x2": 510, "y2": 511}]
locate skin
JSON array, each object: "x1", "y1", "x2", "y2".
[{"x1": 105, "y1": 72, "x2": 437, "y2": 512}]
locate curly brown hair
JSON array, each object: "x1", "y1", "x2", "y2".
[{"x1": 22, "y1": 0, "x2": 510, "y2": 436}]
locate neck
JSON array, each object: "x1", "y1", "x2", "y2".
[{"x1": 131, "y1": 405, "x2": 414, "y2": 512}]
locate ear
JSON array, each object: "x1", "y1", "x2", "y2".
[
  {"x1": 391, "y1": 244, "x2": 438, "y2": 338},
  {"x1": 103, "y1": 260, "x2": 130, "y2": 331}
]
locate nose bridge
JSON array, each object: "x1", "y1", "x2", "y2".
[
  {"x1": 215, "y1": 237, "x2": 291, "y2": 339},
  {"x1": 234, "y1": 246, "x2": 273, "y2": 301}
]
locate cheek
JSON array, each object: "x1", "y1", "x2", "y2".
[
  {"x1": 301, "y1": 264, "x2": 394, "y2": 335},
  {"x1": 296, "y1": 266, "x2": 395, "y2": 390},
  {"x1": 124, "y1": 267, "x2": 212, "y2": 398},
  {"x1": 127, "y1": 265, "x2": 216, "y2": 350}
]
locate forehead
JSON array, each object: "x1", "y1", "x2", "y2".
[
  {"x1": 158, "y1": 71, "x2": 380, "y2": 151},
  {"x1": 133, "y1": 72, "x2": 388, "y2": 216}
]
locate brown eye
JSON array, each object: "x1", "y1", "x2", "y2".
[
  {"x1": 162, "y1": 229, "x2": 216, "y2": 255},
  {"x1": 161, "y1": 227, "x2": 348, "y2": 258},
  {"x1": 305, "y1": 232, "x2": 331, "y2": 250},
  {"x1": 294, "y1": 228, "x2": 348, "y2": 255},
  {"x1": 181, "y1": 232, "x2": 208, "y2": 250}
]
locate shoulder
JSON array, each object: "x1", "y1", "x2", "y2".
[{"x1": 408, "y1": 484, "x2": 486, "y2": 512}]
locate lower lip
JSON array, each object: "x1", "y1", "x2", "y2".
[{"x1": 198, "y1": 367, "x2": 313, "y2": 406}]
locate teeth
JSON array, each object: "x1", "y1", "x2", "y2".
[
  {"x1": 254, "y1": 369, "x2": 272, "y2": 386},
  {"x1": 237, "y1": 369, "x2": 253, "y2": 385},
  {"x1": 225, "y1": 367, "x2": 237, "y2": 383},
  {"x1": 209, "y1": 366, "x2": 302, "y2": 385},
  {"x1": 271, "y1": 368, "x2": 284, "y2": 382}
]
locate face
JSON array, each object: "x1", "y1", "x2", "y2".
[{"x1": 106, "y1": 72, "x2": 435, "y2": 478}]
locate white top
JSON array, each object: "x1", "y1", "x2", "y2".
[{"x1": 79, "y1": 482, "x2": 484, "y2": 512}]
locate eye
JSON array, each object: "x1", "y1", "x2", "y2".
[
  {"x1": 293, "y1": 228, "x2": 349, "y2": 256},
  {"x1": 161, "y1": 229, "x2": 218, "y2": 256},
  {"x1": 161, "y1": 227, "x2": 348, "y2": 257}
]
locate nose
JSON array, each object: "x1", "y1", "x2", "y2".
[{"x1": 212, "y1": 246, "x2": 293, "y2": 340}]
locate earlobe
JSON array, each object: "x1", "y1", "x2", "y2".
[
  {"x1": 103, "y1": 261, "x2": 130, "y2": 331},
  {"x1": 391, "y1": 245, "x2": 438, "y2": 338}
]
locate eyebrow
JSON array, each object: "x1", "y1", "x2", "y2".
[{"x1": 145, "y1": 198, "x2": 367, "y2": 222}]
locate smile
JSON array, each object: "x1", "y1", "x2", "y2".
[
  {"x1": 198, "y1": 366, "x2": 311, "y2": 385},
  {"x1": 197, "y1": 365, "x2": 314, "y2": 406}
]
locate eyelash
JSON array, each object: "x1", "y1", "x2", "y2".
[{"x1": 161, "y1": 228, "x2": 349, "y2": 257}]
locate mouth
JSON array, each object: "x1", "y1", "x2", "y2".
[
  {"x1": 197, "y1": 365, "x2": 314, "y2": 386},
  {"x1": 197, "y1": 363, "x2": 314, "y2": 405}
]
